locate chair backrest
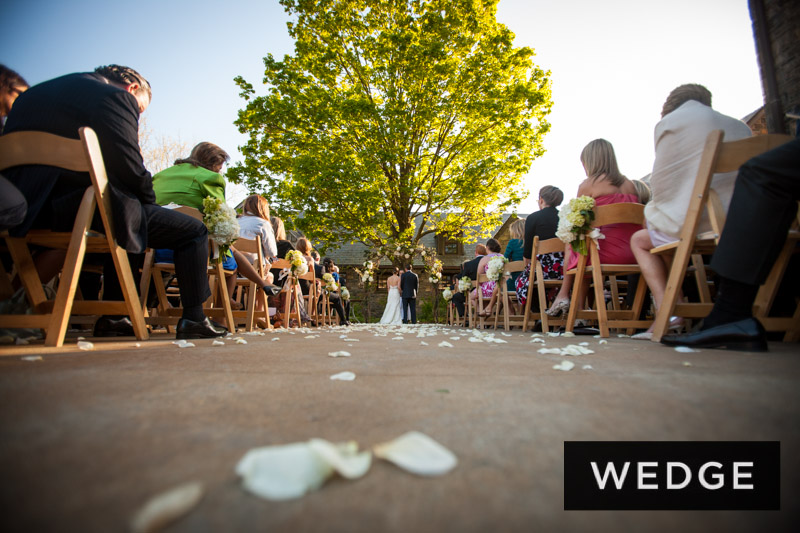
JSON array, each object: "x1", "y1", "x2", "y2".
[
  {"x1": 0, "y1": 127, "x2": 116, "y2": 237},
  {"x1": 679, "y1": 130, "x2": 793, "y2": 244},
  {"x1": 506, "y1": 260, "x2": 525, "y2": 275},
  {"x1": 175, "y1": 205, "x2": 204, "y2": 221},
  {"x1": 591, "y1": 202, "x2": 645, "y2": 227},
  {"x1": 532, "y1": 236, "x2": 564, "y2": 256}
]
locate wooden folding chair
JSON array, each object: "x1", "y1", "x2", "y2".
[
  {"x1": 521, "y1": 237, "x2": 567, "y2": 333},
  {"x1": 475, "y1": 274, "x2": 496, "y2": 329},
  {"x1": 650, "y1": 130, "x2": 794, "y2": 341},
  {"x1": 564, "y1": 203, "x2": 649, "y2": 338},
  {"x1": 0, "y1": 128, "x2": 148, "y2": 347},
  {"x1": 751, "y1": 203, "x2": 800, "y2": 341},
  {"x1": 495, "y1": 260, "x2": 526, "y2": 330},
  {"x1": 139, "y1": 206, "x2": 236, "y2": 333},
  {"x1": 231, "y1": 236, "x2": 270, "y2": 331}
]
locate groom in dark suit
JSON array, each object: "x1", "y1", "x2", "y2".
[
  {"x1": 3, "y1": 65, "x2": 224, "y2": 339},
  {"x1": 400, "y1": 263, "x2": 419, "y2": 324}
]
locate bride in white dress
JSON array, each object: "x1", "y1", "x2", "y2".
[{"x1": 379, "y1": 267, "x2": 403, "y2": 325}]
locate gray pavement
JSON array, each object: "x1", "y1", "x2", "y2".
[{"x1": 0, "y1": 324, "x2": 798, "y2": 532}]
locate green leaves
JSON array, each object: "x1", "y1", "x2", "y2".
[{"x1": 231, "y1": 0, "x2": 552, "y2": 250}]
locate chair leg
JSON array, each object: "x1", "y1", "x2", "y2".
[{"x1": 108, "y1": 244, "x2": 149, "y2": 341}]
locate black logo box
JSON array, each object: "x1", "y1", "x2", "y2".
[{"x1": 564, "y1": 441, "x2": 780, "y2": 510}]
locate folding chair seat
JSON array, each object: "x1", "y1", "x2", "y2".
[
  {"x1": 0, "y1": 128, "x2": 148, "y2": 346},
  {"x1": 522, "y1": 237, "x2": 567, "y2": 333},
  {"x1": 564, "y1": 203, "x2": 650, "y2": 338},
  {"x1": 139, "y1": 206, "x2": 236, "y2": 333},
  {"x1": 475, "y1": 274, "x2": 498, "y2": 329},
  {"x1": 650, "y1": 130, "x2": 794, "y2": 341}
]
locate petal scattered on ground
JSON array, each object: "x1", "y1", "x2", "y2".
[
  {"x1": 373, "y1": 431, "x2": 457, "y2": 476},
  {"x1": 553, "y1": 360, "x2": 575, "y2": 371},
  {"x1": 328, "y1": 351, "x2": 351, "y2": 358},
  {"x1": 330, "y1": 371, "x2": 356, "y2": 381},
  {"x1": 77, "y1": 341, "x2": 94, "y2": 351},
  {"x1": 130, "y1": 481, "x2": 204, "y2": 533}
]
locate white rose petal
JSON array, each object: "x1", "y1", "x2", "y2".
[
  {"x1": 599, "y1": 340, "x2": 608, "y2": 345},
  {"x1": 373, "y1": 431, "x2": 457, "y2": 477},
  {"x1": 212, "y1": 340, "x2": 225, "y2": 346},
  {"x1": 553, "y1": 360, "x2": 575, "y2": 371},
  {"x1": 561, "y1": 331, "x2": 575, "y2": 338},
  {"x1": 468, "y1": 337, "x2": 483, "y2": 343},
  {"x1": 77, "y1": 341, "x2": 94, "y2": 351},
  {"x1": 674, "y1": 346, "x2": 699, "y2": 353},
  {"x1": 538, "y1": 348, "x2": 562, "y2": 355},
  {"x1": 236, "y1": 338, "x2": 248, "y2": 345},
  {"x1": 582, "y1": 364, "x2": 593, "y2": 370},
  {"x1": 21, "y1": 355, "x2": 42, "y2": 362},
  {"x1": 328, "y1": 351, "x2": 351, "y2": 358},
  {"x1": 682, "y1": 361, "x2": 693, "y2": 366},
  {"x1": 343, "y1": 338, "x2": 359, "y2": 342},
  {"x1": 392, "y1": 337, "x2": 404, "y2": 341},
  {"x1": 307, "y1": 440, "x2": 372, "y2": 480},
  {"x1": 579, "y1": 342, "x2": 589, "y2": 346},
  {"x1": 617, "y1": 334, "x2": 631, "y2": 338},
  {"x1": 271, "y1": 337, "x2": 280, "y2": 342},
  {"x1": 130, "y1": 482, "x2": 204, "y2": 533},
  {"x1": 420, "y1": 341, "x2": 428, "y2": 346},
  {"x1": 449, "y1": 337, "x2": 460, "y2": 341},
  {"x1": 330, "y1": 371, "x2": 356, "y2": 381},
  {"x1": 438, "y1": 341, "x2": 453, "y2": 348},
  {"x1": 530, "y1": 338, "x2": 545, "y2": 344},
  {"x1": 236, "y1": 443, "x2": 334, "y2": 500}
]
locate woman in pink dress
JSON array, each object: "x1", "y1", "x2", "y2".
[
  {"x1": 546, "y1": 139, "x2": 641, "y2": 318},
  {"x1": 471, "y1": 238, "x2": 504, "y2": 316}
]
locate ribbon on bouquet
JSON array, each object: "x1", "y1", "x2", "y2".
[{"x1": 588, "y1": 228, "x2": 605, "y2": 250}]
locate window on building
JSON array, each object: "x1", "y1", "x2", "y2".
[{"x1": 436, "y1": 233, "x2": 464, "y2": 255}]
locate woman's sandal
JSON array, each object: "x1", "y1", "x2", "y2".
[{"x1": 545, "y1": 298, "x2": 570, "y2": 317}]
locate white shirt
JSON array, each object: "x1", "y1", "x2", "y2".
[{"x1": 645, "y1": 100, "x2": 752, "y2": 239}]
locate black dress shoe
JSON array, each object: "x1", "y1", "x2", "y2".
[
  {"x1": 261, "y1": 284, "x2": 282, "y2": 296},
  {"x1": 661, "y1": 317, "x2": 768, "y2": 352},
  {"x1": 176, "y1": 317, "x2": 227, "y2": 339},
  {"x1": 93, "y1": 316, "x2": 135, "y2": 337}
]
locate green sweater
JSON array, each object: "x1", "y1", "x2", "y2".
[{"x1": 152, "y1": 163, "x2": 226, "y2": 210}]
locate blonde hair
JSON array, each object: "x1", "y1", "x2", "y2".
[
  {"x1": 243, "y1": 195, "x2": 270, "y2": 221},
  {"x1": 509, "y1": 218, "x2": 525, "y2": 240},
  {"x1": 295, "y1": 237, "x2": 312, "y2": 255},
  {"x1": 661, "y1": 84, "x2": 712, "y2": 117},
  {"x1": 580, "y1": 138, "x2": 626, "y2": 187},
  {"x1": 270, "y1": 216, "x2": 286, "y2": 241},
  {"x1": 633, "y1": 180, "x2": 651, "y2": 204}
]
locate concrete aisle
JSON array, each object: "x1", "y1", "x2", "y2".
[{"x1": 0, "y1": 324, "x2": 798, "y2": 532}]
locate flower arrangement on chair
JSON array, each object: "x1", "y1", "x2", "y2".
[
  {"x1": 442, "y1": 287, "x2": 453, "y2": 301},
  {"x1": 285, "y1": 249, "x2": 308, "y2": 278},
  {"x1": 458, "y1": 276, "x2": 472, "y2": 293},
  {"x1": 556, "y1": 195, "x2": 604, "y2": 256},
  {"x1": 202, "y1": 196, "x2": 239, "y2": 262},
  {"x1": 322, "y1": 272, "x2": 339, "y2": 293},
  {"x1": 485, "y1": 256, "x2": 508, "y2": 282}
]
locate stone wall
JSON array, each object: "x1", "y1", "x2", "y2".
[{"x1": 751, "y1": 0, "x2": 800, "y2": 135}]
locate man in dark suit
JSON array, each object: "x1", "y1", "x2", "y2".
[
  {"x1": 400, "y1": 263, "x2": 419, "y2": 324},
  {"x1": 3, "y1": 65, "x2": 225, "y2": 339},
  {"x1": 452, "y1": 243, "x2": 487, "y2": 319}
]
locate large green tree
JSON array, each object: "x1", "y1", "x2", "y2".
[{"x1": 231, "y1": 0, "x2": 552, "y2": 251}]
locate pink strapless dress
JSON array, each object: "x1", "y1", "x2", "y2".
[{"x1": 566, "y1": 193, "x2": 640, "y2": 270}]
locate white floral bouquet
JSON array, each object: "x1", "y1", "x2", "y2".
[
  {"x1": 340, "y1": 287, "x2": 350, "y2": 301},
  {"x1": 285, "y1": 249, "x2": 308, "y2": 278},
  {"x1": 359, "y1": 260, "x2": 375, "y2": 284},
  {"x1": 458, "y1": 276, "x2": 472, "y2": 293},
  {"x1": 427, "y1": 258, "x2": 443, "y2": 285},
  {"x1": 202, "y1": 196, "x2": 240, "y2": 262},
  {"x1": 486, "y1": 256, "x2": 508, "y2": 282},
  {"x1": 556, "y1": 195, "x2": 603, "y2": 256},
  {"x1": 322, "y1": 272, "x2": 339, "y2": 293},
  {"x1": 442, "y1": 287, "x2": 453, "y2": 301}
]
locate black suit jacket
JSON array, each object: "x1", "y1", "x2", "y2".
[
  {"x1": 4, "y1": 72, "x2": 154, "y2": 253},
  {"x1": 400, "y1": 270, "x2": 418, "y2": 299},
  {"x1": 460, "y1": 255, "x2": 484, "y2": 281}
]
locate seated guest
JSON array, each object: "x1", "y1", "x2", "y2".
[
  {"x1": 271, "y1": 216, "x2": 295, "y2": 259},
  {"x1": 504, "y1": 219, "x2": 525, "y2": 306},
  {"x1": 662, "y1": 139, "x2": 800, "y2": 351},
  {"x1": 452, "y1": 243, "x2": 487, "y2": 318},
  {"x1": 517, "y1": 185, "x2": 564, "y2": 308},
  {"x1": 3, "y1": 64, "x2": 224, "y2": 339},
  {"x1": 546, "y1": 139, "x2": 639, "y2": 318},
  {"x1": 472, "y1": 238, "x2": 503, "y2": 317},
  {"x1": 630, "y1": 84, "x2": 752, "y2": 338},
  {"x1": 153, "y1": 144, "x2": 279, "y2": 309},
  {"x1": 0, "y1": 65, "x2": 29, "y2": 231},
  {"x1": 238, "y1": 194, "x2": 278, "y2": 265}
]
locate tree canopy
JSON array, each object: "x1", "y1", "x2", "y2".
[{"x1": 231, "y1": 0, "x2": 552, "y2": 252}]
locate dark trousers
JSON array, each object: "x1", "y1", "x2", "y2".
[
  {"x1": 452, "y1": 291, "x2": 466, "y2": 317},
  {"x1": 402, "y1": 297, "x2": 416, "y2": 324},
  {"x1": 103, "y1": 204, "x2": 211, "y2": 308},
  {"x1": 710, "y1": 139, "x2": 800, "y2": 286}
]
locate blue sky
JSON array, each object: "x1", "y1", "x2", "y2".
[{"x1": 2, "y1": 0, "x2": 763, "y2": 212}]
